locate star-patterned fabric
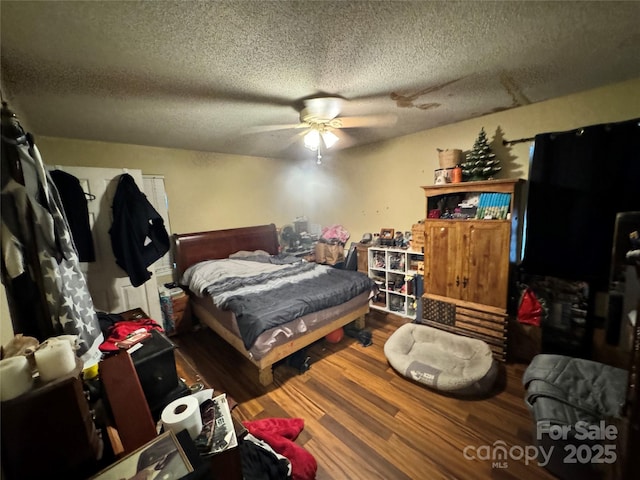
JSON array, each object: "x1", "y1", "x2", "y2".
[{"x1": 1, "y1": 142, "x2": 103, "y2": 367}]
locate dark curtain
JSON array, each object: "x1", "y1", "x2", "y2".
[{"x1": 521, "y1": 117, "x2": 640, "y2": 290}]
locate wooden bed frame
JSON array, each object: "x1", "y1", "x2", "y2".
[{"x1": 173, "y1": 224, "x2": 368, "y2": 386}]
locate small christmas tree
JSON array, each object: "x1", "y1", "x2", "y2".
[{"x1": 460, "y1": 128, "x2": 501, "y2": 181}]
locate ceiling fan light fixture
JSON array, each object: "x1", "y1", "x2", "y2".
[
  {"x1": 304, "y1": 129, "x2": 320, "y2": 151},
  {"x1": 321, "y1": 130, "x2": 339, "y2": 149},
  {"x1": 304, "y1": 126, "x2": 339, "y2": 152}
]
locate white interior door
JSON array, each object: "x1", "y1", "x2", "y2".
[{"x1": 49, "y1": 165, "x2": 163, "y2": 323}]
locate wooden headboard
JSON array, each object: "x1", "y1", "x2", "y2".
[{"x1": 173, "y1": 224, "x2": 279, "y2": 279}]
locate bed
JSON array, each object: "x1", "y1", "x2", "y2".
[{"x1": 173, "y1": 224, "x2": 375, "y2": 386}]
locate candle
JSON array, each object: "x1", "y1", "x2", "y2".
[
  {"x1": 34, "y1": 341, "x2": 77, "y2": 382},
  {"x1": 0, "y1": 356, "x2": 34, "y2": 400}
]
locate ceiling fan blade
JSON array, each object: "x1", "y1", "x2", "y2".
[
  {"x1": 337, "y1": 114, "x2": 398, "y2": 128},
  {"x1": 244, "y1": 122, "x2": 307, "y2": 133},
  {"x1": 282, "y1": 129, "x2": 309, "y2": 150}
]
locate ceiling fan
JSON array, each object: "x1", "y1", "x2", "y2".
[{"x1": 247, "y1": 96, "x2": 397, "y2": 163}]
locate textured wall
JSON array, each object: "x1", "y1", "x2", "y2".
[
  {"x1": 320, "y1": 78, "x2": 640, "y2": 245},
  {"x1": 2, "y1": 78, "x2": 639, "y2": 345}
]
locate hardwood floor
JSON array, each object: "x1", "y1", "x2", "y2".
[{"x1": 172, "y1": 311, "x2": 558, "y2": 479}]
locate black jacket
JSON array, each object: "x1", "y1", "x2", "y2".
[
  {"x1": 109, "y1": 173, "x2": 170, "y2": 287},
  {"x1": 50, "y1": 169, "x2": 96, "y2": 262}
]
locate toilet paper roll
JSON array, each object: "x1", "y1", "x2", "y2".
[
  {"x1": 34, "y1": 340, "x2": 77, "y2": 383},
  {"x1": 161, "y1": 396, "x2": 203, "y2": 440},
  {"x1": 0, "y1": 356, "x2": 34, "y2": 401}
]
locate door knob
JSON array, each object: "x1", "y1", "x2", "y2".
[
  {"x1": 456, "y1": 276, "x2": 460, "y2": 287},
  {"x1": 463, "y1": 277, "x2": 468, "y2": 288}
]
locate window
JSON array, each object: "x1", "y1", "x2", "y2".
[{"x1": 143, "y1": 175, "x2": 173, "y2": 277}]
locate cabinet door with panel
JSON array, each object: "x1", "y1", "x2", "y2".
[
  {"x1": 461, "y1": 221, "x2": 510, "y2": 309},
  {"x1": 424, "y1": 221, "x2": 460, "y2": 299},
  {"x1": 424, "y1": 220, "x2": 509, "y2": 309}
]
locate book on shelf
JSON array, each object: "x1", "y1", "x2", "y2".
[{"x1": 475, "y1": 192, "x2": 511, "y2": 219}]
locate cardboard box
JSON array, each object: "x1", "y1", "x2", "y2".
[{"x1": 411, "y1": 223, "x2": 425, "y2": 250}]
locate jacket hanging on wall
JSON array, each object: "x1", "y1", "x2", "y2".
[
  {"x1": 50, "y1": 169, "x2": 96, "y2": 262},
  {"x1": 109, "y1": 173, "x2": 170, "y2": 287}
]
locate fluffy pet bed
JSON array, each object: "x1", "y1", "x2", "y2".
[{"x1": 384, "y1": 323, "x2": 497, "y2": 395}]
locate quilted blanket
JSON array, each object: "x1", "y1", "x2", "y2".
[
  {"x1": 183, "y1": 256, "x2": 375, "y2": 349},
  {"x1": 523, "y1": 354, "x2": 627, "y2": 421}
]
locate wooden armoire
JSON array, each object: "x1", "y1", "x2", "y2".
[{"x1": 420, "y1": 179, "x2": 524, "y2": 360}]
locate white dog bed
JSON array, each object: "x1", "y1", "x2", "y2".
[{"x1": 384, "y1": 323, "x2": 497, "y2": 395}]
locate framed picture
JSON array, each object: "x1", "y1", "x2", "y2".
[
  {"x1": 380, "y1": 228, "x2": 395, "y2": 246},
  {"x1": 380, "y1": 228, "x2": 394, "y2": 240},
  {"x1": 89, "y1": 431, "x2": 193, "y2": 480}
]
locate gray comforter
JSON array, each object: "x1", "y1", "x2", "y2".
[{"x1": 183, "y1": 255, "x2": 375, "y2": 349}]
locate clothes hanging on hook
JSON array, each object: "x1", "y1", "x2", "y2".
[
  {"x1": 1, "y1": 103, "x2": 28, "y2": 187},
  {"x1": 1, "y1": 119, "x2": 103, "y2": 367},
  {"x1": 109, "y1": 173, "x2": 170, "y2": 287},
  {"x1": 50, "y1": 169, "x2": 96, "y2": 262},
  {"x1": 1, "y1": 101, "x2": 28, "y2": 146}
]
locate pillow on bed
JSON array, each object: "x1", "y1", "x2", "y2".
[
  {"x1": 181, "y1": 255, "x2": 286, "y2": 296},
  {"x1": 229, "y1": 249, "x2": 271, "y2": 258}
]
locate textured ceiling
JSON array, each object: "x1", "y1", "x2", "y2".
[{"x1": 1, "y1": 1, "x2": 639, "y2": 160}]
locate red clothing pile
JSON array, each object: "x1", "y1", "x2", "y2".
[
  {"x1": 99, "y1": 318, "x2": 164, "y2": 352},
  {"x1": 243, "y1": 417, "x2": 317, "y2": 480}
]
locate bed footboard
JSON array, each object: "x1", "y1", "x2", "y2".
[
  {"x1": 173, "y1": 224, "x2": 371, "y2": 387},
  {"x1": 193, "y1": 300, "x2": 369, "y2": 386}
]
